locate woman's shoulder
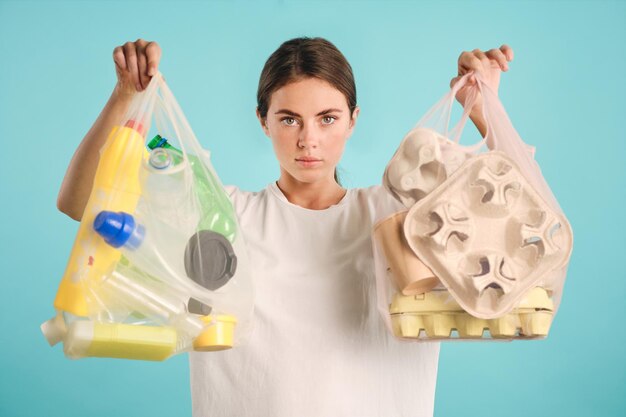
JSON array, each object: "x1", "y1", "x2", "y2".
[
  {"x1": 351, "y1": 184, "x2": 389, "y2": 199},
  {"x1": 350, "y1": 184, "x2": 399, "y2": 204},
  {"x1": 349, "y1": 184, "x2": 404, "y2": 222},
  {"x1": 222, "y1": 185, "x2": 266, "y2": 215},
  {"x1": 223, "y1": 185, "x2": 258, "y2": 199}
]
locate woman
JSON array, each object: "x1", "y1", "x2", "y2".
[{"x1": 57, "y1": 37, "x2": 513, "y2": 417}]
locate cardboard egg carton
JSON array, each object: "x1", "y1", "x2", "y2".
[
  {"x1": 390, "y1": 287, "x2": 554, "y2": 339},
  {"x1": 383, "y1": 128, "x2": 477, "y2": 207},
  {"x1": 404, "y1": 151, "x2": 573, "y2": 319}
]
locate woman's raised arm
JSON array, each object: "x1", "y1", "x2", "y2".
[
  {"x1": 57, "y1": 39, "x2": 161, "y2": 220},
  {"x1": 450, "y1": 45, "x2": 514, "y2": 143}
]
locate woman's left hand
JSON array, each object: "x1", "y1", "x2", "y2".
[{"x1": 451, "y1": 45, "x2": 514, "y2": 117}]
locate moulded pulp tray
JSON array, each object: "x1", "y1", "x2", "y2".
[
  {"x1": 383, "y1": 128, "x2": 475, "y2": 207},
  {"x1": 390, "y1": 287, "x2": 554, "y2": 340},
  {"x1": 404, "y1": 151, "x2": 573, "y2": 319}
]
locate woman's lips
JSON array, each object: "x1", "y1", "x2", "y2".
[{"x1": 295, "y1": 157, "x2": 322, "y2": 168}]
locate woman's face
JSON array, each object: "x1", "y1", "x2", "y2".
[{"x1": 257, "y1": 77, "x2": 359, "y2": 186}]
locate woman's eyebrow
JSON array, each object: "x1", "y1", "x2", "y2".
[
  {"x1": 274, "y1": 108, "x2": 344, "y2": 117},
  {"x1": 317, "y1": 108, "x2": 343, "y2": 116}
]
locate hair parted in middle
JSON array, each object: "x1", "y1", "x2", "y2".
[{"x1": 256, "y1": 37, "x2": 357, "y2": 121}]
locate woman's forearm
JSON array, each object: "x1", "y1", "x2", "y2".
[
  {"x1": 469, "y1": 110, "x2": 497, "y2": 150},
  {"x1": 57, "y1": 86, "x2": 134, "y2": 221}
]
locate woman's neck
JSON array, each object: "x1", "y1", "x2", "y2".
[{"x1": 276, "y1": 175, "x2": 346, "y2": 210}]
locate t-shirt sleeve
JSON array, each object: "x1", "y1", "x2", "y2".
[
  {"x1": 223, "y1": 185, "x2": 256, "y2": 221},
  {"x1": 359, "y1": 184, "x2": 405, "y2": 226}
]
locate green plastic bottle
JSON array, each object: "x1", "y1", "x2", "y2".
[{"x1": 147, "y1": 135, "x2": 237, "y2": 242}]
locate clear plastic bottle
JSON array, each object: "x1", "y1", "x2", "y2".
[{"x1": 147, "y1": 135, "x2": 237, "y2": 242}]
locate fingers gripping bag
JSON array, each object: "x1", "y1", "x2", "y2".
[
  {"x1": 41, "y1": 73, "x2": 254, "y2": 360},
  {"x1": 374, "y1": 72, "x2": 573, "y2": 341}
]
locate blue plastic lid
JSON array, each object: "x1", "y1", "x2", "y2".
[{"x1": 93, "y1": 211, "x2": 144, "y2": 249}]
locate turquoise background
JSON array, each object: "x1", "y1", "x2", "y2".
[{"x1": 1, "y1": 0, "x2": 624, "y2": 416}]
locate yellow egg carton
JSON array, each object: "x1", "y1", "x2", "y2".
[{"x1": 390, "y1": 287, "x2": 553, "y2": 340}]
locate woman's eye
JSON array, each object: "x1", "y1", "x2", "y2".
[
  {"x1": 281, "y1": 117, "x2": 298, "y2": 126},
  {"x1": 321, "y1": 116, "x2": 336, "y2": 125}
]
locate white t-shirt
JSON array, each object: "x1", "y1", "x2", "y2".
[{"x1": 189, "y1": 183, "x2": 440, "y2": 417}]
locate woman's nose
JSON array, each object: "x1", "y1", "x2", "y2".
[{"x1": 297, "y1": 124, "x2": 320, "y2": 149}]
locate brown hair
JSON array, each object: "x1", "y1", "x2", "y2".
[{"x1": 256, "y1": 37, "x2": 357, "y2": 184}]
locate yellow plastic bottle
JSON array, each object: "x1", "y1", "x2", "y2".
[
  {"x1": 53, "y1": 121, "x2": 148, "y2": 317},
  {"x1": 64, "y1": 321, "x2": 178, "y2": 361}
]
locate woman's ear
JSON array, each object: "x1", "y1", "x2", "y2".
[
  {"x1": 348, "y1": 106, "x2": 360, "y2": 133},
  {"x1": 256, "y1": 108, "x2": 271, "y2": 137}
]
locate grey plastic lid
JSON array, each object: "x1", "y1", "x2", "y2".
[{"x1": 184, "y1": 230, "x2": 237, "y2": 291}]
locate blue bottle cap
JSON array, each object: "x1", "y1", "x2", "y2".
[{"x1": 93, "y1": 211, "x2": 142, "y2": 248}]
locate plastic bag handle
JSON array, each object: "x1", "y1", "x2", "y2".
[
  {"x1": 448, "y1": 71, "x2": 536, "y2": 159},
  {"x1": 412, "y1": 72, "x2": 486, "y2": 151},
  {"x1": 447, "y1": 72, "x2": 484, "y2": 145},
  {"x1": 116, "y1": 72, "x2": 163, "y2": 137},
  {"x1": 140, "y1": 73, "x2": 202, "y2": 161}
]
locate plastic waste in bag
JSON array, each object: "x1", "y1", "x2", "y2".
[
  {"x1": 374, "y1": 72, "x2": 573, "y2": 341},
  {"x1": 146, "y1": 135, "x2": 237, "y2": 242},
  {"x1": 41, "y1": 73, "x2": 253, "y2": 360}
]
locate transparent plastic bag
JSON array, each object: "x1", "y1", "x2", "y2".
[
  {"x1": 41, "y1": 73, "x2": 254, "y2": 360},
  {"x1": 375, "y1": 72, "x2": 573, "y2": 341}
]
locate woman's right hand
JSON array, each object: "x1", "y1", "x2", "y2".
[{"x1": 113, "y1": 39, "x2": 161, "y2": 96}]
